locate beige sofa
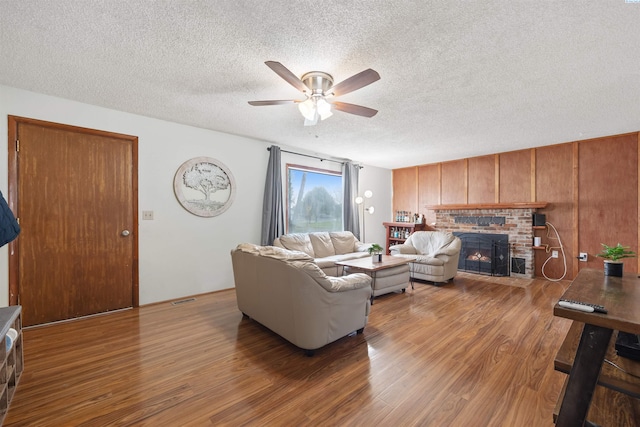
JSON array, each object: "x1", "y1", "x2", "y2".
[
  {"x1": 389, "y1": 231, "x2": 462, "y2": 284},
  {"x1": 230, "y1": 243, "x2": 372, "y2": 355},
  {"x1": 273, "y1": 231, "x2": 370, "y2": 276}
]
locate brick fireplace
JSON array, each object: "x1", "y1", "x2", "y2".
[{"x1": 428, "y1": 204, "x2": 546, "y2": 278}]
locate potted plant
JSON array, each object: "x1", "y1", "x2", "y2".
[
  {"x1": 368, "y1": 243, "x2": 384, "y2": 263},
  {"x1": 596, "y1": 243, "x2": 636, "y2": 277}
]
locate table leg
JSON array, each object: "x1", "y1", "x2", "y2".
[
  {"x1": 409, "y1": 262, "x2": 414, "y2": 289},
  {"x1": 555, "y1": 323, "x2": 613, "y2": 427},
  {"x1": 370, "y1": 271, "x2": 377, "y2": 305}
]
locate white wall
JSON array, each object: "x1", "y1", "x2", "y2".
[
  {"x1": 358, "y1": 164, "x2": 390, "y2": 248},
  {"x1": 0, "y1": 85, "x2": 392, "y2": 307}
]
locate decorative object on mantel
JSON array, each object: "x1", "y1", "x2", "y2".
[
  {"x1": 174, "y1": 157, "x2": 236, "y2": 217},
  {"x1": 368, "y1": 243, "x2": 384, "y2": 263},
  {"x1": 596, "y1": 243, "x2": 636, "y2": 277}
]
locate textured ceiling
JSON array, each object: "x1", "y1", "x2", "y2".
[{"x1": 1, "y1": 1, "x2": 639, "y2": 169}]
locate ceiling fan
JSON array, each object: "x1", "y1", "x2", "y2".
[{"x1": 248, "y1": 61, "x2": 380, "y2": 126}]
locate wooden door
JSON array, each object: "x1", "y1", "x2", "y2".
[{"x1": 7, "y1": 116, "x2": 138, "y2": 327}]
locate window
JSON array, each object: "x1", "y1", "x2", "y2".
[{"x1": 287, "y1": 164, "x2": 342, "y2": 233}]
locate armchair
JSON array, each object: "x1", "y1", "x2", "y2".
[{"x1": 389, "y1": 231, "x2": 461, "y2": 284}]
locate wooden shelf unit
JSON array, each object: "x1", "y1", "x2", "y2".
[
  {"x1": 533, "y1": 224, "x2": 547, "y2": 251},
  {"x1": 383, "y1": 222, "x2": 427, "y2": 254},
  {"x1": 0, "y1": 306, "x2": 23, "y2": 426}
]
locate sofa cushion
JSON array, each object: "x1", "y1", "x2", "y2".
[
  {"x1": 329, "y1": 231, "x2": 358, "y2": 255},
  {"x1": 412, "y1": 262, "x2": 445, "y2": 277},
  {"x1": 314, "y1": 252, "x2": 369, "y2": 268},
  {"x1": 235, "y1": 243, "x2": 314, "y2": 262},
  {"x1": 258, "y1": 245, "x2": 313, "y2": 262},
  {"x1": 413, "y1": 255, "x2": 445, "y2": 266},
  {"x1": 309, "y1": 232, "x2": 336, "y2": 258},
  {"x1": 277, "y1": 233, "x2": 315, "y2": 257},
  {"x1": 314, "y1": 257, "x2": 341, "y2": 270}
]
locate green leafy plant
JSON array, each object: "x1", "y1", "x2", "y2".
[
  {"x1": 367, "y1": 243, "x2": 384, "y2": 255},
  {"x1": 596, "y1": 243, "x2": 636, "y2": 262}
]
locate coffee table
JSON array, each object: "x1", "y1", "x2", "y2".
[{"x1": 335, "y1": 255, "x2": 415, "y2": 304}]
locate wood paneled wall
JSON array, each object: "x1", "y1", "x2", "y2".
[
  {"x1": 467, "y1": 155, "x2": 495, "y2": 204},
  {"x1": 499, "y1": 150, "x2": 531, "y2": 203},
  {"x1": 577, "y1": 134, "x2": 638, "y2": 276},
  {"x1": 441, "y1": 160, "x2": 467, "y2": 204},
  {"x1": 535, "y1": 143, "x2": 574, "y2": 279},
  {"x1": 392, "y1": 167, "x2": 418, "y2": 215},
  {"x1": 392, "y1": 132, "x2": 640, "y2": 279},
  {"x1": 417, "y1": 164, "x2": 440, "y2": 225}
]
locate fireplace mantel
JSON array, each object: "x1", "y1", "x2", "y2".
[{"x1": 425, "y1": 202, "x2": 548, "y2": 211}]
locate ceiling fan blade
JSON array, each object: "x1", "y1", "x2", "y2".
[
  {"x1": 265, "y1": 61, "x2": 308, "y2": 92},
  {"x1": 330, "y1": 69, "x2": 380, "y2": 97},
  {"x1": 332, "y1": 102, "x2": 378, "y2": 118},
  {"x1": 248, "y1": 100, "x2": 301, "y2": 106}
]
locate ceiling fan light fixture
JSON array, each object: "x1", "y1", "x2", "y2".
[
  {"x1": 303, "y1": 115, "x2": 319, "y2": 126},
  {"x1": 250, "y1": 62, "x2": 380, "y2": 125},
  {"x1": 316, "y1": 98, "x2": 333, "y2": 120},
  {"x1": 298, "y1": 98, "x2": 316, "y2": 121}
]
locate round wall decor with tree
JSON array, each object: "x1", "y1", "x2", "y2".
[{"x1": 174, "y1": 157, "x2": 236, "y2": 217}]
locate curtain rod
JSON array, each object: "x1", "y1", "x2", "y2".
[{"x1": 267, "y1": 147, "x2": 363, "y2": 168}]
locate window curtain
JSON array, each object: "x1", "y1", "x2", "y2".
[
  {"x1": 261, "y1": 145, "x2": 285, "y2": 245},
  {"x1": 342, "y1": 162, "x2": 360, "y2": 239}
]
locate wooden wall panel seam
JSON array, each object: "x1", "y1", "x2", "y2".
[
  {"x1": 413, "y1": 166, "x2": 420, "y2": 213},
  {"x1": 495, "y1": 154, "x2": 500, "y2": 203},
  {"x1": 438, "y1": 163, "x2": 442, "y2": 205},
  {"x1": 572, "y1": 142, "x2": 579, "y2": 278},
  {"x1": 531, "y1": 149, "x2": 536, "y2": 202},
  {"x1": 464, "y1": 159, "x2": 468, "y2": 204}
]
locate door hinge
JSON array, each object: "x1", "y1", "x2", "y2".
[
  {"x1": 15, "y1": 139, "x2": 19, "y2": 152},
  {"x1": 16, "y1": 217, "x2": 20, "y2": 224}
]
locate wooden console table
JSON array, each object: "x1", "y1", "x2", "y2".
[{"x1": 553, "y1": 269, "x2": 640, "y2": 426}]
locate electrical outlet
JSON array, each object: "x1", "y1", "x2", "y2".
[
  {"x1": 552, "y1": 250, "x2": 558, "y2": 258},
  {"x1": 142, "y1": 210, "x2": 154, "y2": 220},
  {"x1": 579, "y1": 252, "x2": 588, "y2": 262}
]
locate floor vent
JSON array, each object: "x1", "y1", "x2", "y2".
[{"x1": 171, "y1": 298, "x2": 196, "y2": 306}]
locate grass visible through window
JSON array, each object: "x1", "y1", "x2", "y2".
[{"x1": 287, "y1": 165, "x2": 342, "y2": 233}]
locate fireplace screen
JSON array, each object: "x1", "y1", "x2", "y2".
[{"x1": 454, "y1": 232, "x2": 510, "y2": 276}]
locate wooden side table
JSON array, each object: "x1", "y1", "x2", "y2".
[{"x1": 553, "y1": 269, "x2": 640, "y2": 426}]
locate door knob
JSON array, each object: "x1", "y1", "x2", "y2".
[{"x1": 121, "y1": 230, "x2": 130, "y2": 237}]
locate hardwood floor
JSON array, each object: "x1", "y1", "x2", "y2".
[{"x1": 3, "y1": 273, "x2": 637, "y2": 426}]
